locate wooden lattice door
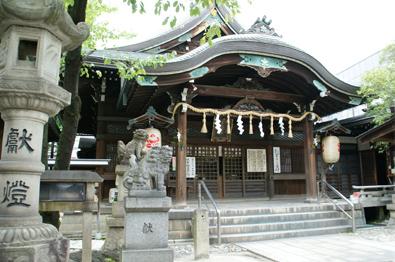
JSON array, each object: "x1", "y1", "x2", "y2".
[
  {"x1": 189, "y1": 145, "x2": 219, "y2": 196},
  {"x1": 244, "y1": 147, "x2": 267, "y2": 197},
  {"x1": 223, "y1": 147, "x2": 244, "y2": 197}
]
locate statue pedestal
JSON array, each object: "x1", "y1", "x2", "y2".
[
  {"x1": 102, "y1": 164, "x2": 127, "y2": 257},
  {"x1": 122, "y1": 195, "x2": 173, "y2": 262}
]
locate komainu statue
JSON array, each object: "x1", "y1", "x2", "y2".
[
  {"x1": 123, "y1": 136, "x2": 173, "y2": 194},
  {"x1": 117, "y1": 129, "x2": 149, "y2": 165}
]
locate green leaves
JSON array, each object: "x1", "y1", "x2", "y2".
[
  {"x1": 359, "y1": 43, "x2": 395, "y2": 125},
  {"x1": 103, "y1": 52, "x2": 175, "y2": 81},
  {"x1": 82, "y1": 0, "x2": 134, "y2": 50},
  {"x1": 200, "y1": 24, "x2": 222, "y2": 46}
]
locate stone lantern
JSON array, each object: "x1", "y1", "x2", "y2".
[{"x1": 0, "y1": 1, "x2": 88, "y2": 261}]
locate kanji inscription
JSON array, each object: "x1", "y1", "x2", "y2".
[
  {"x1": 4, "y1": 128, "x2": 34, "y2": 153},
  {"x1": 1, "y1": 180, "x2": 31, "y2": 207},
  {"x1": 142, "y1": 222, "x2": 153, "y2": 234}
]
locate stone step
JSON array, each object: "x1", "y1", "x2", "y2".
[
  {"x1": 209, "y1": 217, "x2": 349, "y2": 234},
  {"x1": 209, "y1": 225, "x2": 351, "y2": 243},
  {"x1": 210, "y1": 210, "x2": 342, "y2": 225},
  {"x1": 209, "y1": 204, "x2": 336, "y2": 217}
]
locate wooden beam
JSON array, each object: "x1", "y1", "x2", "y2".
[{"x1": 194, "y1": 84, "x2": 305, "y2": 104}]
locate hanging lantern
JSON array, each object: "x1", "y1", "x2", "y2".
[
  {"x1": 321, "y1": 135, "x2": 340, "y2": 164},
  {"x1": 201, "y1": 112, "x2": 208, "y2": 133},
  {"x1": 145, "y1": 127, "x2": 162, "y2": 150}
]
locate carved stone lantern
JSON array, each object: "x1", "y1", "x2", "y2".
[{"x1": 0, "y1": 1, "x2": 88, "y2": 261}]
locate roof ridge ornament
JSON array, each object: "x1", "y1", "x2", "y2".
[{"x1": 245, "y1": 15, "x2": 281, "y2": 37}]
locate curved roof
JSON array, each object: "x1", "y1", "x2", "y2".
[
  {"x1": 113, "y1": 4, "x2": 244, "y2": 53},
  {"x1": 143, "y1": 33, "x2": 359, "y2": 96}
]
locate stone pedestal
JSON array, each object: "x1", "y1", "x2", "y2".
[
  {"x1": 387, "y1": 194, "x2": 395, "y2": 226},
  {"x1": 122, "y1": 195, "x2": 173, "y2": 262},
  {"x1": 0, "y1": 1, "x2": 88, "y2": 261},
  {"x1": 102, "y1": 164, "x2": 128, "y2": 257}
]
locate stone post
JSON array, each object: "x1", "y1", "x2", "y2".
[
  {"x1": 192, "y1": 209, "x2": 209, "y2": 260},
  {"x1": 0, "y1": 1, "x2": 88, "y2": 261}
]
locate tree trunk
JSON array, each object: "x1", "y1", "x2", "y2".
[{"x1": 54, "y1": 0, "x2": 88, "y2": 170}]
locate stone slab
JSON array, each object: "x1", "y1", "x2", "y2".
[
  {"x1": 122, "y1": 247, "x2": 173, "y2": 262},
  {"x1": 128, "y1": 190, "x2": 167, "y2": 198},
  {"x1": 124, "y1": 196, "x2": 171, "y2": 212},
  {"x1": 124, "y1": 211, "x2": 169, "y2": 249}
]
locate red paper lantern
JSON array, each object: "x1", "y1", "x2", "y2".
[{"x1": 145, "y1": 127, "x2": 161, "y2": 150}]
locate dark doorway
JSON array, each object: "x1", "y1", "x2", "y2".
[{"x1": 376, "y1": 151, "x2": 389, "y2": 185}]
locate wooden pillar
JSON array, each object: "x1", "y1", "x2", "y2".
[
  {"x1": 304, "y1": 119, "x2": 317, "y2": 201},
  {"x1": 176, "y1": 110, "x2": 187, "y2": 206},
  {"x1": 267, "y1": 146, "x2": 274, "y2": 198}
]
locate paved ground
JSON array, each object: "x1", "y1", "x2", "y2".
[
  {"x1": 69, "y1": 226, "x2": 395, "y2": 261},
  {"x1": 238, "y1": 226, "x2": 395, "y2": 262}
]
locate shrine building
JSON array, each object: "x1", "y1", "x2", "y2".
[{"x1": 82, "y1": 5, "x2": 362, "y2": 204}]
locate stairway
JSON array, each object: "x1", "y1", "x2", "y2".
[{"x1": 209, "y1": 203, "x2": 363, "y2": 243}]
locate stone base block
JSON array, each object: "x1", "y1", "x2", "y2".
[
  {"x1": 122, "y1": 247, "x2": 173, "y2": 262},
  {"x1": 102, "y1": 217, "x2": 124, "y2": 259},
  {"x1": 0, "y1": 224, "x2": 69, "y2": 262},
  {"x1": 112, "y1": 201, "x2": 125, "y2": 218}
]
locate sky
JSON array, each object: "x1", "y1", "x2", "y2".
[{"x1": 100, "y1": 0, "x2": 395, "y2": 75}]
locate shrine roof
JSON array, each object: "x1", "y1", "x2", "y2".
[
  {"x1": 357, "y1": 115, "x2": 395, "y2": 143},
  {"x1": 112, "y1": 4, "x2": 244, "y2": 53}
]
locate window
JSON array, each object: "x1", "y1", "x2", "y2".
[{"x1": 18, "y1": 40, "x2": 37, "y2": 62}]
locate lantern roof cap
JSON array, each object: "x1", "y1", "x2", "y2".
[
  {"x1": 0, "y1": 0, "x2": 89, "y2": 51},
  {"x1": 128, "y1": 106, "x2": 174, "y2": 130},
  {"x1": 315, "y1": 119, "x2": 351, "y2": 135}
]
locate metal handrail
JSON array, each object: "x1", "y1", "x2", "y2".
[
  {"x1": 317, "y1": 180, "x2": 356, "y2": 233},
  {"x1": 198, "y1": 180, "x2": 221, "y2": 244},
  {"x1": 352, "y1": 185, "x2": 395, "y2": 190}
]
